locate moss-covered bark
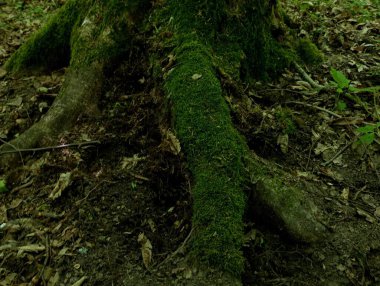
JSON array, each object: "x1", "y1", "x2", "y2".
[
  {"x1": 159, "y1": 0, "x2": 325, "y2": 276},
  {"x1": 165, "y1": 40, "x2": 247, "y2": 274},
  {"x1": 1, "y1": 0, "x2": 326, "y2": 281},
  {"x1": 5, "y1": 0, "x2": 88, "y2": 73},
  {"x1": 0, "y1": 0, "x2": 141, "y2": 167}
]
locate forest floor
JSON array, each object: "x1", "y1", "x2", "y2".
[{"x1": 1, "y1": 0, "x2": 380, "y2": 285}]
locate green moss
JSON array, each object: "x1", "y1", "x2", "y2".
[
  {"x1": 296, "y1": 38, "x2": 324, "y2": 66},
  {"x1": 165, "y1": 37, "x2": 247, "y2": 274},
  {"x1": 159, "y1": 0, "x2": 300, "y2": 274},
  {"x1": 5, "y1": 0, "x2": 146, "y2": 73},
  {"x1": 156, "y1": 0, "x2": 326, "y2": 275},
  {"x1": 70, "y1": 0, "x2": 149, "y2": 69},
  {"x1": 5, "y1": 0, "x2": 88, "y2": 73},
  {"x1": 275, "y1": 107, "x2": 297, "y2": 135}
]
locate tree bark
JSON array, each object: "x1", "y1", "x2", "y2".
[{"x1": 0, "y1": 0, "x2": 326, "y2": 279}]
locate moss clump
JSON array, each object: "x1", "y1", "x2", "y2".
[
  {"x1": 296, "y1": 38, "x2": 323, "y2": 66},
  {"x1": 160, "y1": 0, "x2": 300, "y2": 275},
  {"x1": 5, "y1": 0, "x2": 88, "y2": 73},
  {"x1": 165, "y1": 38, "x2": 247, "y2": 275},
  {"x1": 275, "y1": 107, "x2": 297, "y2": 135}
]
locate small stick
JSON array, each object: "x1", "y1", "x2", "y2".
[
  {"x1": 158, "y1": 228, "x2": 193, "y2": 267},
  {"x1": 321, "y1": 139, "x2": 355, "y2": 167},
  {"x1": 0, "y1": 138, "x2": 24, "y2": 163},
  {"x1": 286, "y1": 101, "x2": 341, "y2": 118},
  {"x1": 0, "y1": 140, "x2": 100, "y2": 156},
  {"x1": 293, "y1": 62, "x2": 324, "y2": 90}
]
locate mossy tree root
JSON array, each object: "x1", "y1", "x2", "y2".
[
  {"x1": 164, "y1": 38, "x2": 326, "y2": 276},
  {"x1": 165, "y1": 40, "x2": 248, "y2": 275},
  {"x1": 162, "y1": 0, "x2": 326, "y2": 276},
  {"x1": 0, "y1": 0, "x2": 128, "y2": 170},
  {"x1": 247, "y1": 155, "x2": 326, "y2": 243}
]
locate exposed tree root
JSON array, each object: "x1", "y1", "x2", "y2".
[
  {"x1": 247, "y1": 153, "x2": 326, "y2": 242},
  {"x1": 1, "y1": 0, "x2": 327, "y2": 281},
  {"x1": 0, "y1": 65, "x2": 104, "y2": 169},
  {"x1": 159, "y1": 0, "x2": 327, "y2": 276},
  {"x1": 0, "y1": 0, "x2": 122, "y2": 170}
]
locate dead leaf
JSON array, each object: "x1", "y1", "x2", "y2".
[
  {"x1": 0, "y1": 67, "x2": 7, "y2": 79},
  {"x1": 357, "y1": 208, "x2": 376, "y2": 223},
  {"x1": 191, "y1": 73, "x2": 202, "y2": 80},
  {"x1": 71, "y1": 276, "x2": 87, "y2": 286},
  {"x1": 277, "y1": 134, "x2": 289, "y2": 154},
  {"x1": 58, "y1": 247, "x2": 70, "y2": 256},
  {"x1": 374, "y1": 207, "x2": 380, "y2": 218},
  {"x1": 49, "y1": 172, "x2": 72, "y2": 200},
  {"x1": 147, "y1": 218, "x2": 156, "y2": 233},
  {"x1": 121, "y1": 154, "x2": 145, "y2": 170},
  {"x1": 9, "y1": 198, "x2": 23, "y2": 209},
  {"x1": 18, "y1": 244, "x2": 45, "y2": 252},
  {"x1": 330, "y1": 117, "x2": 364, "y2": 126},
  {"x1": 6, "y1": 96, "x2": 23, "y2": 107},
  {"x1": 137, "y1": 233, "x2": 152, "y2": 269},
  {"x1": 362, "y1": 194, "x2": 377, "y2": 208},
  {"x1": 48, "y1": 271, "x2": 60, "y2": 286},
  {"x1": 0, "y1": 273, "x2": 17, "y2": 286},
  {"x1": 167, "y1": 130, "x2": 181, "y2": 155},
  {"x1": 340, "y1": 188, "x2": 349, "y2": 201},
  {"x1": 184, "y1": 268, "x2": 192, "y2": 279},
  {"x1": 314, "y1": 143, "x2": 330, "y2": 155}
]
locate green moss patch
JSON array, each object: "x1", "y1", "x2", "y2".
[
  {"x1": 296, "y1": 38, "x2": 324, "y2": 66},
  {"x1": 165, "y1": 38, "x2": 247, "y2": 275},
  {"x1": 5, "y1": 0, "x2": 87, "y2": 73}
]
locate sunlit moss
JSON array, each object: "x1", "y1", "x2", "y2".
[
  {"x1": 296, "y1": 38, "x2": 324, "y2": 66},
  {"x1": 5, "y1": 0, "x2": 88, "y2": 73},
  {"x1": 165, "y1": 39, "x2": 247, "y2": 275}
]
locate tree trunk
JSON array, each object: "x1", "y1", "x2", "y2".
[{"x1": 0, "y1": 0, "x2": 326, "y2": 280}]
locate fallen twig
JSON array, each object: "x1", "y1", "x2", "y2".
[
  {"x1": 286, "y1": 101, "x2": 341, "y2": 118},
  {"x1": 158, "y1": 228, "x2": 193, "y2": 267},
  {"x1": 293, "y1": 62, "x2": 325, "y2": 90},
  {"x1": 0, "y1": 140, "x2": 101, "y2": 156},
  {"x1": 321, "y1": 139, "x2": 355, "y2": 167}
]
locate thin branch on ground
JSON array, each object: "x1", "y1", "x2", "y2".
[
  {"x1": 293, "y1": 62, "x2": 325, "y2": 90},
  {"x1": 0, "y1": 140, "x2": 101, "y2": 156},
  {"x1": 321, "y1": 139, "x2": 356, "y2": 167},
  {"x1": 0, "y1": 138, "x2": 24, "y2": 164},
  {"x1": 158, "y1": 228, "x2": 194, "y2": 267},
  {"x1": 286, "y1": 101, "x2": 341, "y2": 118}
]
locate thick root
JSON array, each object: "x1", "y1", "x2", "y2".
[
  {"x1": 0, "y1": 64, "x2": 103, "y2": 170},
  {"x1": 5, "y1": 0, "x2": 86, "y2": 73},
  {"x1": 0, "y1": 1, "x2": 120, "y2": 170},
  {"x1": 247, "y1": 155, "x2": 326, "y2": 242},
  {"x1": 165, "y1": 38, "x2": 247, "y2": 276}
]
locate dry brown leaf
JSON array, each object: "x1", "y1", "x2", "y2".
[
  {"x1": 18, "y1": 244, "x2": 45, "y2": 252},
  {"x1": 166, "y1": 130, "x2": 181, "y2": 155},
  {"x1": 191, "y1": 73, "x2": 202, "y2": 80},
  {"x1": 49, "y1": 172, "x2": 72, "y2": 200},
  {"x1": 137, "y1": 233, "x2": 152, "y2": 269}
]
